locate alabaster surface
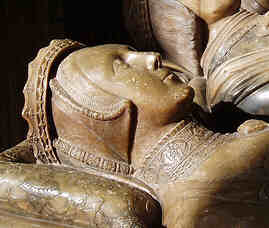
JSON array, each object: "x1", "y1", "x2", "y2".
[
  {"x1": 1, "y1": 39, "x2": 269, "y2": 227},
  {"x1": 2, "y1": 0, "x2": 269, "y2": 227}
]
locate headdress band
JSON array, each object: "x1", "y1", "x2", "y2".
[{"x1": 22, "y1": 39, "x2": 85, "y2": 164}]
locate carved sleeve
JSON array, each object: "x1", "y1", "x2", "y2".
[
  {"x1": 241, "y1": 0, "x2": 269, "y2": 14},
  {"x1": 0, "y1": 162, "x2": 161, "y2": 228},
  {"x1": 0, "y1": 140, "x2": 36, "y2": 163}
]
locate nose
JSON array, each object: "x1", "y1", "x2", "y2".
[{"x1": 122, "y1": 51, "x2": 162, "y2": 71}]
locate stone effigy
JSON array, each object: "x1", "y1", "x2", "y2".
[
  {"x1": 2, "y1": 0, "x2": 269, "y2": 227},
  {"x1": 1, "y1": 39, "x2": 269, "y2": 227}
]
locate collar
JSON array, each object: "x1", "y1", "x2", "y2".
[
  {"x1": 53, "y1": 137, "x2": 135, "y2": 177},
  {"x1": 53, "y1": 137, "x2": 159, "y2": 201},
  {"x1": 134, "y1": 116, "x2": 236, "y2": 187}
]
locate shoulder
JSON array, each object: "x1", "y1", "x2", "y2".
[{"x1": 191, "y1": 119, "x2": 269, "y2": 181}]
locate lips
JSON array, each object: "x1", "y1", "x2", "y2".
[{"x1": 162, "y1": 72, "x2": 188, "y2": 84}]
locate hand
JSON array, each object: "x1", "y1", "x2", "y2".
[{"x1": 237, "y1": 119, "x2": 269, "y2": 135}]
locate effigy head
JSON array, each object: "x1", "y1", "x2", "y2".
[
  {"x1": 50, "y1": 46, "x2": 132, "y2": 122},
  {"x1": 51, "y1": 44, "x2": 194, "y2": 126},
  {"x1": 22, "y1": 41, "x2": 193, "y2": 164},
  {"x1": 49, "y1": 44, "x2": 193, "y2": 162},
  {"x1": 202, "y1": 10, "x2": 269, "y2": 115}
]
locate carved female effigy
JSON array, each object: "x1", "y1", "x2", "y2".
[
  {"x1": 0, "y1": 39, "x2": 269, "y2": 228},
  {"x1": 2, "y1": 0, "x2": 269, "y2": 227}
]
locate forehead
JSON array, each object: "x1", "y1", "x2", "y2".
[
  {"x1": 90, "y1": 44, "x2": 134, "y2": 58},
  {"x1": 75, "y1": 44, "x2": 137, "y2": 77},
  {"x1": 70, "y1": 45, "x2": 134, "y2": 74},
  {"x1": 65, "y1": 45, "x2": 133, "y2": 87}
]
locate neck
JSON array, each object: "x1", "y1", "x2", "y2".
[{"x1": 131, "y1": 116, "x2": 192, "y2": 168}]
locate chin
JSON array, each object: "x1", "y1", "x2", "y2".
[
  {"x1": 175, "y1": 85, "x2": 194, "y2": 105},
  {"x1": 174, "y1": 89, "x2": 194, "y2": 118}
]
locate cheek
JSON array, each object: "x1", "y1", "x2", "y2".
[
  {"x1": 133, "y1": 84, "x2": 193, "y2": 113},
  {"x1": 167, "y1": 85, "x2": 194, "y2": 104},
  {"x1": 117, "y1": 72, "x2": 168, "y2": 97}
]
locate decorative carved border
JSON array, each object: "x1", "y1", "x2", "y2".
[{"x1": 22, "y1": 39, "x2": 85, "y2": 164}]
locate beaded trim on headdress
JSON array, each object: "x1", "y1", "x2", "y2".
[
  {"x1": 22, "y1": 39, "x2": 85, "y2": 164},
  {"x1": 51, "y1": 72, "x2": 130, "y2": 121}
]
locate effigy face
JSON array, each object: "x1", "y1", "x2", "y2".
[{"x1": 54, "y1": 44, "x2": 194, "y2": 126}]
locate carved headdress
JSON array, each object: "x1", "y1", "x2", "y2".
[
  {"x1": 23, "y1": 40, "x2": 134, "y2": 165},
  {"x1": 22, "y1": 39, "x2": 85, "y2": 164},
  {"x1": 49, "y1": 45, "x2": 134, "y2": 163},
  {"x1": 202, "y1": 10, "x2": 269, "y2": 115}
]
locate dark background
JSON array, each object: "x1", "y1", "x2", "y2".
[{"x1": 0, "y1": 0, "x2": 131, "y2": 151}]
